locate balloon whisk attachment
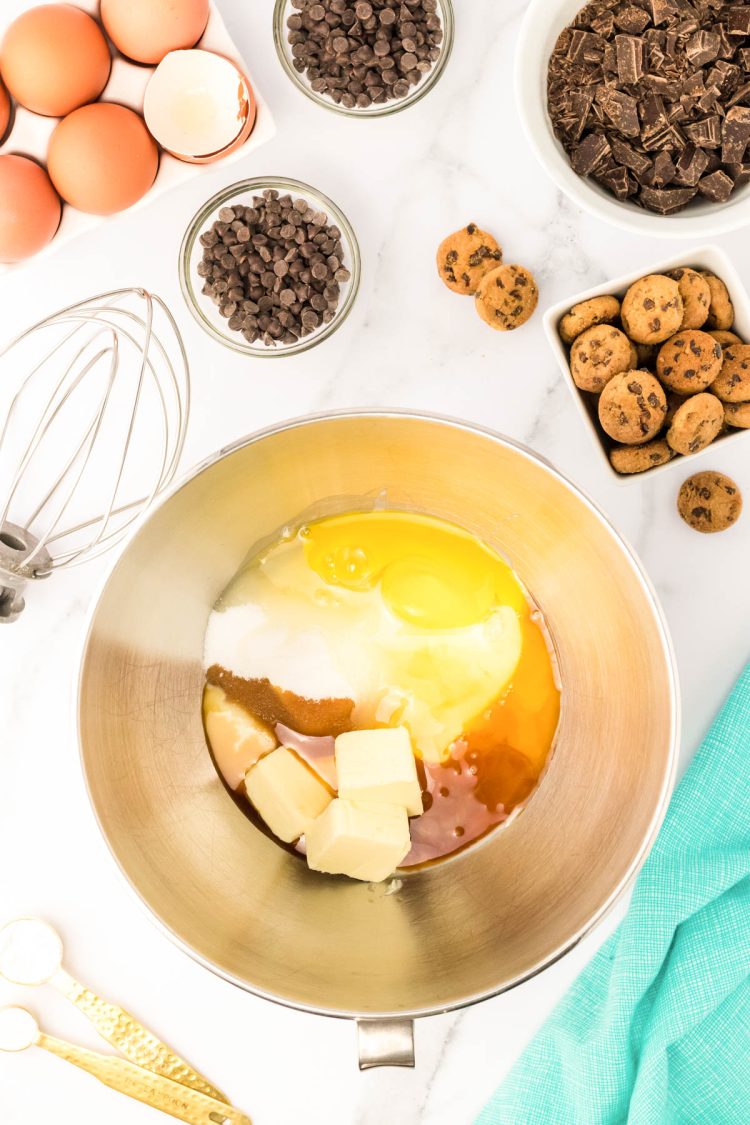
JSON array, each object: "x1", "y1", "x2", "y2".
[{"x1": 0, "y1": 289, "x2": 190, "y2": 622}]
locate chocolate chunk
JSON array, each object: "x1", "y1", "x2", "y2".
[
  {"x1": 568, "y1": 89, "x2": 597, "y2": 140},
  {"x1": 681, "y1": 72, "x2": 707, "y2": 102},
  {"x1": 616, "y1": 35, "x2": 644, "y2": 85},
  {"x1": 639, "y1": 94, "x2": 687, "y2": 152},
  {"x1": 591, "y1": 11, "x2": 615, "y2": 38},
  {"x1": 596, "y1": 87, "x2": 640, "y2": 136},
  {"x1": 726, "y1": 8, "x2": 750, "y2": 37},
  {"x1": 727, "y1": 162, "x2": 750, "y2": 187},
  {"x1": 683, "y1": 115, "x2": 722, "y2": 148},
  {"x1": 698, "y1": 169, "x2": 735, "y2": 202},
  {"x1": 615, "y1": 6, "x2": 650, "y2": 35},
  {"x1": 596, "y1": 163, "x2": 633, "y2": 198},
  {"x1": 686, "y1": 31, "x2": 721, "y2": 68},
  {"x1": 708, "y1": 60, "x2": 742, "y2": 94},
  {"x1": 649, "y1": 150, "x2": 676, "y2": 187},
  {"x1": 697, "y1": 85, "x2": 721, "y2": 113},
  {"x1": 572, "y1": 132, "x2": 612, "y2": 175},
  {"x1": 639, "y1": 185, "x2": 698, "y2": 213},
  {"x1": 722, "y1": 106, "x2": 750, "y2": 162},
  {"x1": 568, "y1": 29, "x2": 605, "y2": 63},
  {"x1": 640, "y1": 93, "x2": 668, "y2": 135},
  {"x1": 610, "y1": 135, "x2": 654, "y2": 176},
  {"x1": 674, "y1": 143, "x2": 711, "y2": 185},
  {"x1": 650, "y1": 1, "x2": 679, "y2": 27}
]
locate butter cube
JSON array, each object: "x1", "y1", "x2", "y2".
[
  {"x1": 306, "y1": 799, "x2": 411, "y2": 883},
  {"x1": 204, "y1": 685, "x2": 278, "y2": 789},
  {"x1": 335, "y1": 727, "x2": 423, "y2": 816},
  {"x1": 245, "y1": 747, "x2": 332, "y2": 843}
]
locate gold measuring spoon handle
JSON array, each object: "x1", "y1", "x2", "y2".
[
  {"x1": 37, "y1": 1032, "x2": 251, "y2": 1125},
  {"x1": 51, "y1": 968, "x2": 228, "y2": 1104}
]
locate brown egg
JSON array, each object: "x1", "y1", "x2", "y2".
[
  {"x1": 100, "y1": 0, "x2": 210, "y2": 66},
  {"x1": 0, "y1": 155, "x2": 62, "y2": 263},
  {"x1": 0, "y1": 78, "x2": 10, "y2": 139},
  {"x1": 0, "y1": 4, "x2": 111, "y2": 118},
  {"x1": 48, "y1": 103, "x2": 159, "y2": 215}
]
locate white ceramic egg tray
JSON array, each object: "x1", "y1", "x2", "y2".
[{"x1": 0, "y1": 0, "x2": 276, "y2": 274}]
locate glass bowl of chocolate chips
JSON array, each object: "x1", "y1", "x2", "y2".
[
  {"x1": 517, "y1": 0, "x2": 750, "y2": 238},
  {"x1": 179, "y1": 177, "x2": 361, "y2": 357},
  {"x1": 273, "y1": 0, "x2": 454, "y2": 117}
]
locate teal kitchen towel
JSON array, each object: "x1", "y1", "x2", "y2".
[{"x1": 478, "y1": 662, "x2": 750, "y2": 1125}]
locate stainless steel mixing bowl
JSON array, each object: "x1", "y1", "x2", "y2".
[{"x1": 78, "y1": 412, "x2": 678, "y2": 1066}]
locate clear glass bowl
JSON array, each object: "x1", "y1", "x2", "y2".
[
  {"x1": 273, "y1": 0, "x2": 455, "y2": 118},
  {"x1": 179, "y1": 177, "x2": 361, "y2": 358}
]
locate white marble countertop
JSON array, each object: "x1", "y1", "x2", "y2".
[{"x1": 1, "y1": 2, "x2": 749, "y2": 1123}]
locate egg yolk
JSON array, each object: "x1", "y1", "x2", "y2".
[{"x1": 304, "y1": 511, "x2": 527, "y2": 628}]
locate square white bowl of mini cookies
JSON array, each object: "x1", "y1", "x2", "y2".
[{"x1": 543, "y1": 244, "x2": 750, "y2": 486}]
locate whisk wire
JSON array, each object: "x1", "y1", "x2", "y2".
[
  {"x1": 22, "y1": 342, "x2": 120, "y2": 571},
  {"x1": 0, "y1": 329, "x2": 118, "y2": 532}
]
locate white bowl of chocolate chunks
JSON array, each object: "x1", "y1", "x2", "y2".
[{"x1": 516, "y1": 0, "x2": 750, "y2": 237}]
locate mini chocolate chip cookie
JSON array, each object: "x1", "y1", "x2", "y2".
[
  {"x1": 666, "y1": 392, "x2": 724, "y2": 455},
  {"x1": 621, "y1": 274, "x2": 684, "y2": 345},
  {"x1": 711, "y1": 343, "x2": 750, "y2": 403},
  {"x1": 598, "y1": 371, "x2": 667, "y2": 444},
  {"x1": 701, "y1": 273, "x2": 734, "y2": 330},
  {"x1": 570, "y1": 325, "x2": 634, "y2": 392},
  {"x1": 475, "y1": 264, "x2": 538, "y2": 332},
  {"x1": 609, "y1": 439, "x2": 673, "y2": 475},
  {"x1": 670, "y1": 267, "x2": 711, "y2": 330},
  {"x1": 724, "y1": 401, "x2": 750, "y2": 428},
  {"x1": 656, "y1": 330, "x2": 723, "y2": 394},
  {"x1": 708, "y1": 330, "x2": 742, "y2": 348},
  {"x1": 559, "y1": 295, "x2": 620, "y2": 345},
  {"x1": 678, "y1": 471, "x2": 743, "y2": 534},
  {"x1": 437, "y1": 224, "x2": 503, "y2": 295}
]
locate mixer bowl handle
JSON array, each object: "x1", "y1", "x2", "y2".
[{"x1": 356, "y1": 1019, "x2": 415, "y2": 1069}]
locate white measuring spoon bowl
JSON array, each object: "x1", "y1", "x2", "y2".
[
  {"x1": 0, "y1": 1006, "x2": 40, "y2": 1052},
  {"x1": 0, "y1": 918, "x2": 64, "y2": 986}
]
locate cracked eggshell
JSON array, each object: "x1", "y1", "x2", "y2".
[{"x1": 143, "y1": 49, "x2": 256, "y2": 164}]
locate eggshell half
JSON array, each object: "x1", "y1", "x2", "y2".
[
  {"x1": 48, "y1": 103, "x2": 159, "y2": 215},
  {"x1": 0, "y1": 155, "x2": 61, "y2": 263},
  {"x1": 144, "y1": 50, "x2": 256, "y2": 164},
  {"x1": 100, "y1": 0, "x2": 210, "y2": 66},
  {"x1": 0, "y1": 4, "x2": 111, "y2": 118}
]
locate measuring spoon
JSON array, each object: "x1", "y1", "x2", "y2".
[
  {"x1": 0, "y1": 1006, "x2": 250, "y2": 1125},
  {"x1": 0, "y1": 918, "x2": 227, "y2": 1103}
]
